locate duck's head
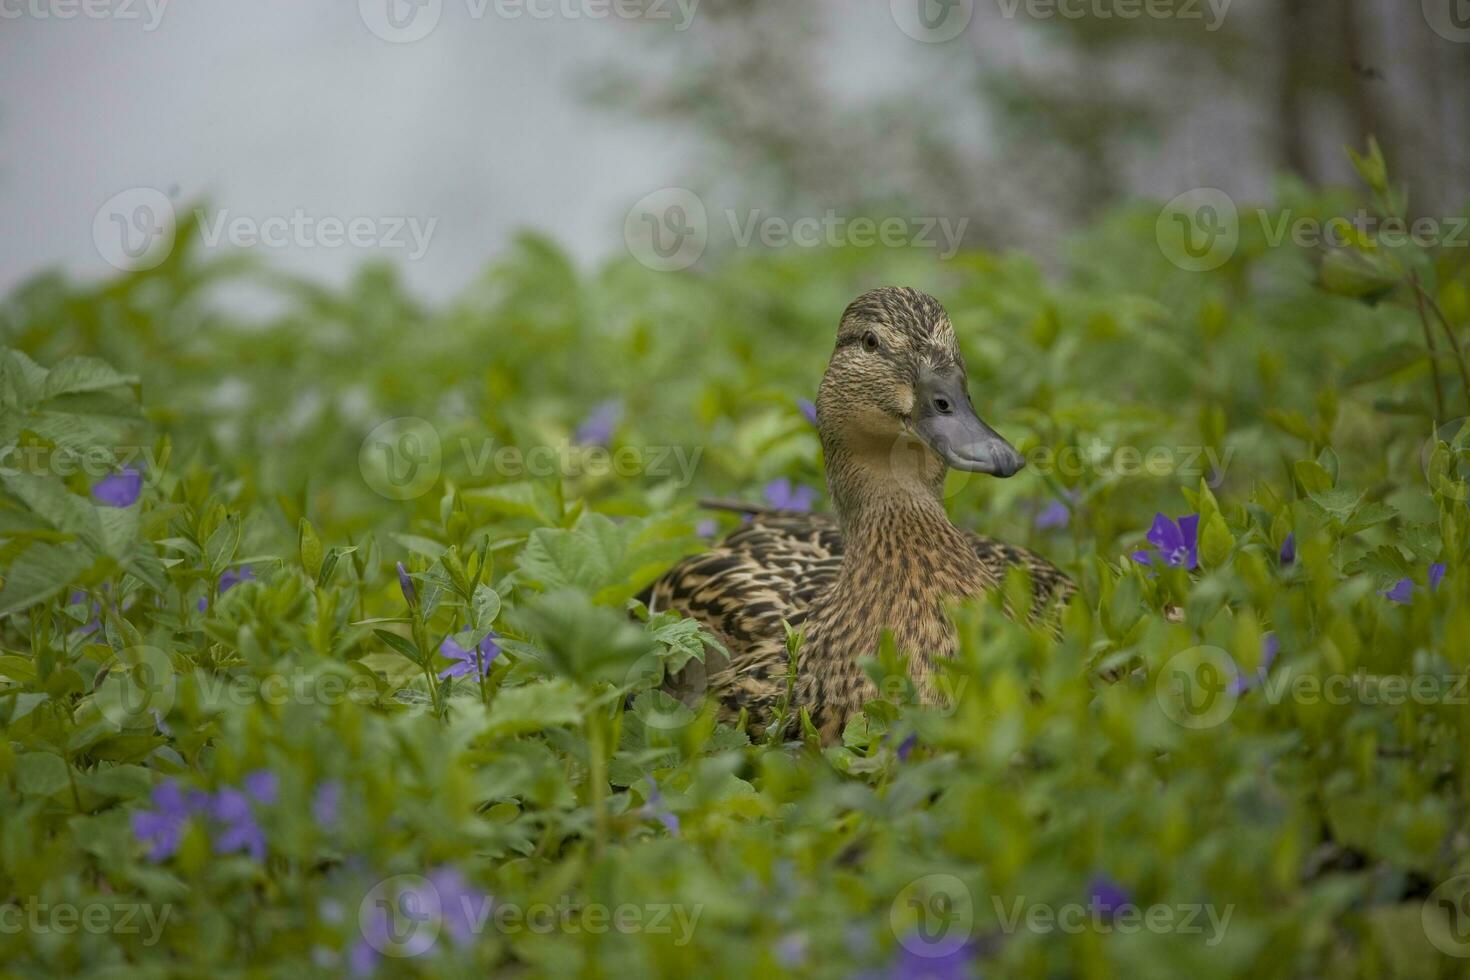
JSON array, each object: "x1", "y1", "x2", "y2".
[{"x1": 816, "y1": 287, "x2": 1023, "y2": 506}]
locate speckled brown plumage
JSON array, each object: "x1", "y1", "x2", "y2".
[{"x1": 648, "y1": 287, "x2": 1075, "y2": 742}]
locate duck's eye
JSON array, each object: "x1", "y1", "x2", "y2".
[{"x1": 861, "y1": 331, "x2": 880, "y2": 352}]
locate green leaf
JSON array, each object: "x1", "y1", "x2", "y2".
[
  {"x1": 42, "y1": 356, "x2": 136, "y2": 398},
  {"x1": 373, "y1": 628, "x2": 421, "y2": 664},
  {"x1": 299, "y1": 518, "x2": 324, "y2": 581},
  {"x1": 483, "y1": 678, "x2": 586, "y2": 738},
  {"x1": 0, "y1": 542, "x2": 93, "y2": 616},
  {"x1": 472, "y1": 583, "x2": 501, "y2": 632},
  {"x1": 505, "y1": 588, "x2": 659, "y2": 684},
  {"x1": 518, "y1": 511, "x2": 697, "y2": 605},
  {"x1": 15, "y1": 751, "x2": 70, "y2": 797}
]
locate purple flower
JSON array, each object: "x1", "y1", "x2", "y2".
[
  {"x1": 1087, "y1": 873, "x2": 1132, "y2": 919},
  {"x1": 763, "y1": 478, "x2": 817, "y2": 513},
  {"x1": 887, "y1": 942, "x2": 975, "y2": 980},
  {"x1": 797, "y1": 398, "x2": 818, "y2": 426},
  {"x1": 427, "y1": 867, "x2": 491, "y2": 945},
  {"x1": 396, "y1": 562, "x2": 416, "y2": 607},
  {"x1": 211, "y1": 787, "x2": 267, "y2": 861},
  {"x1": 775, "y1": 931, "x2": 809, "y2": 968},
  {"x1": 1229, "y1": 633, "x2": 1280, "y2": 696},
  {"x1": 313, "y1": 781, "x2": 342, "y2": 827},
  {"x1": 696, "y1": 518, "x2": 719, "y2": 539},
  {"x1": 641, "y1": 776, "x2": 680, "y2": 836},
  {"x1": 1383, "y1": 563, "x2": 1447, "y2": 604},
  {"x1": 1131, "y1": 513, "x2": 1199, "y2": 570},
  {"x1": 1279, "y1": 533, "x2": 1296, "y2": 566},
  {"x1": 574, "y1": 399, "x2": 623, "y2": 447},
  {"x1": 438, "y1": 633, "x2": 500, "y2": 681},
  {"x1": 198, "y1": 565, "x2": 255, "y2": 611},
  {"x1": 1035, "y1": 499, "x2": 1070, "y2": 531},
  {"x1": 92, "y1": 467, "x2": 142, "y2": 508},
  {"x1": 244, "y1": 769, "x2": 278, "y2": 804},
  {"x1": 131, "y1": 779, "x2": 203, "y2": 861},
  {"x1": 896, "y1": 733, "x2": 918, "y2": 762}
]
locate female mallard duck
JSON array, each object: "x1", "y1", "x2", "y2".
[{"x1": 648, "y1": 286, "x2": 1074, "y2": 742}]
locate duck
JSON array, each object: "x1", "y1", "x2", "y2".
[{"x1": 647, "y1": 286, "x2": 1074, "y2": 743}]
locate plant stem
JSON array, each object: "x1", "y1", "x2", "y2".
[{"x1": 1411, "y1": 276, "x2": 1448, "y2": 421}]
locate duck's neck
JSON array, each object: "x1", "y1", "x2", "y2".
[{"x1": 823, "y1": 440, "x2": 986, "y2": 595}]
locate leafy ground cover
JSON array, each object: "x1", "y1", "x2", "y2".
[{"x1": 3, "y1": 152, "x2": 1470, "y2": 977}]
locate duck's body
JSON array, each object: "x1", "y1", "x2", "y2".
[{"x1": 649, "y1": 287, "x2": 1074, "y2": 741}]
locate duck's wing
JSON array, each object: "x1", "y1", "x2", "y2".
[
  {"x1": 647, "y1": 511, "x2": 843, "y2": 653},
  {"x1": 965, "y1": 532, "x2": 1077, "y2": 615}
]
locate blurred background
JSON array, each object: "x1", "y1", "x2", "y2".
[{"x1": 4, "y1": 0, "x2": 1467, "y2": 298}]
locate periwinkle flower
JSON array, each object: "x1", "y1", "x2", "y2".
[
  {"x1": 211, "y1": 788, "x2": 267, "y2": 861},
  {"x1": 1279, "y1": 533, "x2": 1296, "y2": 566},
  {"x1": 1035, "y1": 499, "x2": 1070, "y2": 531},
  {"x1": 797, "y1": 398, "x2": 818, "y2": 426},
  {"x1": 763, "y1": 477, "x2": 817, "y2": 513},
  {"x1": 1228, "y1": 633, "x2": 1280, "y2": 696},
  {"x1": 396, "y1": 562, "x2": 416, "y2": 607},
  {"x1": 1383, "y1": 562, "x2": 1447, "y2": 604},
  {"x1": 696, "y1": 518, "x2": 719, "y2": 539},
  {"x1": 426, "y1": 867, "x2": 491, "y2": 944},
  {"x1": 641, "y1": 776, "x2": 680, "y2": 836},
  {"x1": 896, "y1": 733, "x2": 918, "y2": 762},
  {"x1": 198, "y1": 565, "x2": 254, "y2": 611},
  {"x1": 1131, "y1": 513, "x2": 1199, "y2": 570},
  {"x1": 313, "y1": 781, "x2": 342, "y2": 827},
  {"x1": 92, "y1": 467, "x2": 142, "y2": 508},
  {"x1": 438, "y1": 633, "x2": 500, "y2": 681},
  {"x1": 244, "y1": 769, "x2": 278, "y2": 804},
  {"x1": 574, "y1": 399, "x2": 623, "y2": 447},
  {"x1": 887, "y1": 942, "x2": 975, "y2": 980},
  {"x1": 775, "y1": 931, "x2": 809, "y2": 968},
  {"x1": 131, "y1": 780, "x2": 202, "y2": 862},
  {"x1": 1087, "y1": 873, "x2": 1132, "y2": 919}
]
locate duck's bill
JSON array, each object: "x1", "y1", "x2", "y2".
[{"x1": 915, "y1": 400, "x2": 1026, "y2": 477}]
